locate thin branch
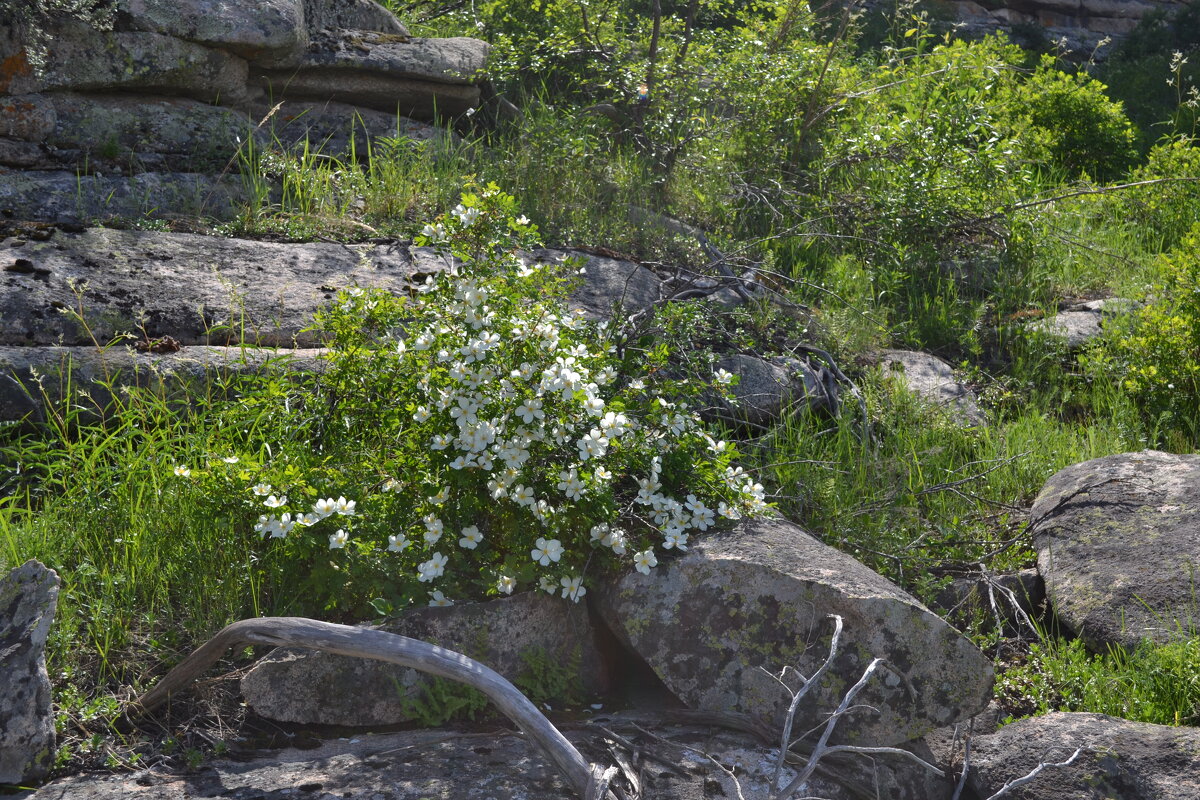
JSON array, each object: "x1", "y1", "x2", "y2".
[
  {"x1": 126, "y1": 617, "x2": 612, "y2": 800},
  {"x1": 953, "y1": 177, "x2": 1200, "y2": 230},
  {"x1": 773, "y1": 615, "x2": 844, "y2": 790},
  {"x1": 983, "y1": 747, "x2": 1090, "y2": 800}
]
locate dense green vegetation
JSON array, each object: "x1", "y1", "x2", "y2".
[{"x1": 2, "y1": 0, "x2": 1199, "y2": 774}]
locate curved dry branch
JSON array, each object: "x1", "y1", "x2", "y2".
[{"x1": 127, "y1": 617, "x2": 610, "y2": 800}]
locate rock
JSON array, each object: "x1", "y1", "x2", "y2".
[
  {"x1": 254, "y1": 99, "x2": 446, "y2": 157},
  {"x1": 0, "y1": 346, "x2": 327, "y2": 422},
  {"x1": 1029, "y1": 450, "x2": 1200, "y2": 650},
  {"x1": 12, "y1": 22, "x2": 250, "y2": 105},
  {"x1": 967, "y1": 712, "x2": 1200, "y2": 800},
  {"x1": 709, "y1": 353, "x2": 826, "y2": 427},
  {"x1": 544, "y1": 248, "x2": 662, "y2": 318},
  {"x1": 0, "y1": 170, "x2": 245, "y2": 224},
  {"x1": 21, "y1": 709, "x2": 950, "y2": 800},
  {"x1": 241, "y1": 592, "x2": 610, "y2": 727},
  {"x1": 0, "y1": 560, "x2": 60, "y2": 786},
  {"x1": 878, "y1": 349, "x2": 985, "y2": 426},
  {"x1": 253, "y1": 34, "x2": 487, "y2": 118},
  {"x1": 0, "y1": 93, "x2": 249, "y2": 173},
  {"x1": 597, "y1": 516, "x2": 995, "y2": 747},
  {"x1": 1028, "y1": 298, "x2": 1136, "y2": 350},
  {"x1": 119, "y1": 0, "x2": 306, "y2": 66},
  {"x1": 303, "y1": 0, "x2": 411, "y2": 37},
  {"x1": 0, "y1": 228, "x2": 419, "y2": 347}
]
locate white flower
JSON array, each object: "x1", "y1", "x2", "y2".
[
  {"x1": 417, "y1": 552, "x2": 448, "y2": 582},
  {"x1": 590, "y1": 523, "x2": 610, "y2": 543},
  {"x1": 395, "y1": 339, "x2": 407, "y2": 355},
  {"x1": 663, "y1": 529, "x2": 689, "y2": 551},
  {"x1": 606, "y1": 529, "x2": 628, "y2": 555},
  {"x1": 413, "y1": 406, "x2": 432, "y2": 423},
  {"x1": 511, "y1": 484, "x2": 536, "y2": 507},
  {"x1": 583, "y1": 394, "x2": 605, "y2": 416},
  {"x1": 497, "y1": 575, "x2": 516, "y2": 594},
  {"x1": 428, "y1": 590, "x2": 453, "y2": 607},
  {"x1": 298, "y1": 512, "x2": 320, "y2": 526},
  {"x1": 329, "y1": 529, "x2": 349, "y2": 549},
  {"x1": 382, "y1": 478, "x2": 401, "y2": 493},
  {"x1": 252, "y1": 483, "x2": 272, "y2": 496},
  {"x1": 387, "y1": 534, "x2": 410, "y2": 552},
  {"x1": 561, "y1": 575, "x2": 586, "y2": 603},
  {"x1": 221, "y1": 456, "x2": 239, "y2": 464},
  {"x1": 430, "y1": 434, "x2": 452, "y2": 451},
  {"x1": 173, "y1": 465, "x2": 191, "y2": 477},
  {"x1": 423, "y1": 515, "x2": 444, "y2": 543},
  {"x1": 531, "y1": 537, "x2": 564, "y2": 566},
  {"x1": 429, "y1": 486, "x2": 451, "y2": 505},
  {"x1": 453, "y1": 204, "x2": 480, "y2": 226},
  {"x1": 718, "y1": 501, "x2": 742, "y2": 520},
  {"x1": 313, "y1": 497, "x2": 337, "y2": 518},
  {"x1": 539, "y1": 575, "x2": 558, "y2": 595},
  {"x1": 598, "y1": 411, "x2": 628, "y2": 436},
  {"x1": 515, "y1": 215, "x2": 530, "y2": 225},
  {"x1": 412, "y1": 332, "x2": 435, "y2": 351},
  {"x1": 515, "y1": 398, "x2": 544, "y2": 424},
  {"x1": 459, "y1": 525, "x2": 483, "y2": 549},
  {"x1": 263, "y1": 494, "x2": 287, "y2": 508},
  {"x1": 634, "y1": 549, "x2": 658, "y2": 574},
  {"x1": 714, "y1": 368, "x2": 735, "y2": 386},
  {"x1": 334, "y1": 496, "x2": 357, "y2": 516},
  {"x1": 593, "y1": 466, "x2": 612, "y2": 482},
  {"x1": 576, "y1": 428, "x2": 608, "y2": 461},
  {"x1": 557, "y1": 469, "x2": 584, "y2": 500}
]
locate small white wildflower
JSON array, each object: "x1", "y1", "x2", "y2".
[
  {"x1": 561, "y1": 575, "x2": 586, "y2": 603},
  {"x1": 531, "y1": 537, "x2": 564, "y2": 566},
  {"x1": 459, "y1": 525, "x2": 484, "y2": 550},
  {"x1": 252, "y1": 483, "x2": 272, "y2": 496},
  {"x1": 329, "y1": 529, "x2": 349, "y2": 549},
  {"x1": 387, "y1": 534, "x2": 410, "y2": 552},
  {"x1": 173, "y1": 465, "x2": 191, "y2": 477},
  {"x1": 634, "y1": 549, "x2": 658, "y2": 575},
  {"x1": 497, "y1": 575, "x2": 516, "y2": 594},
  {"x1": 263, "y1": 494, "x2": 287, "y2": 508},
  {"x1": 428, "y1": 590, "x2": 453, "y2": 607}
]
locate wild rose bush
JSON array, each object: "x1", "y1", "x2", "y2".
[{"x1": 179, "y1": 186, "x2": 765, "y2": 614}]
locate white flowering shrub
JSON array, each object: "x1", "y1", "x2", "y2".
[{"x1": 179, "y1": 186, "x2": 766, "y2": 614}]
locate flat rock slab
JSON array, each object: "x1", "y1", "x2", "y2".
[
  {"x1": 597, "y1": 517, "x2": 994, "y2": 747},
  {"x1": 0, "y1": 229, "x2": 660, "y2": 348},
  {"x1": 967, "y1": 712, "x2": 1200, "y2": 800},
  {"x1": 878, "y1": 349, "x2": 985, "y2": 426},
  {"x1": 0, "y1": 170, "x2": 245, "y2": 225},
  {"x1": 240, "y1": 592, "x2": 611, "y2": 727},
  {"x1": 119, "y1": 0, "x2": 306, "y2": 64},
  {"x1": 1030, "y1": 450, "x2": 1200, "y2": 649},
  {"x1": 17, "y1": 710, "x2": 949, "y2": 799},
  {"x1": 254, "y1": 34, "x2": 487, "y2": 117},
  {"x1": 0, "y1": 560, "x2": 60, "y2": 786}
]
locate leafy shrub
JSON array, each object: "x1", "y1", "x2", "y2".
[
  {"x1": 1082, "y1": 223, "x2": 1200, "y2": 443},
  {"x1": 1114, "y1": 137, "x2": 1200, "y2": 251},
  {"x1": 177, "y1": 186, "x2": 766, "y2": 614},
  {"x1": 998, "y1": 636, "x2": 1200, "y2": 726},
  {"x1": 1004, "y1": 58, "x2": 1139, "y2": 180}
]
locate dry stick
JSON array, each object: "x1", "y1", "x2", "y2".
[
  {"x1": 771, "y1": 614, "x2": 844, "y2": 791},
  {"x1": 950, "y1": 718, "x2": 973, "y2": 800},
  {"x1": 983, "y1": 747, "x2": 1088, "y2": 800},
  {"x1": 127, "y1": 617, "x2": 611, "y2": 800}
]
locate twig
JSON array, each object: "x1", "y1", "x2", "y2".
[
  {"x1": 983, "y1": 747, "x2": 1089, "y2": 799},
  {"x1": 950, "y1": 718, "x2": 973, "y2": 800},
  {"x1": 772, "y1": 615, "x2": 843, "y2": 790}
]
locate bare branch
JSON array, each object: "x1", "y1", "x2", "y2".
[
  {"x1": 774, "y1": 614, "x2": 844, "y2": 789},
  {"x1": 983, "y1": 747, "x2": 1090, "y2": 799},
  {"x1": 127, "y1": 617, "x2": 612, "y2": 800}
]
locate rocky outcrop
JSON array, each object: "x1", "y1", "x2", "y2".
[
  {"x1": 1029, "y1": 450, "x2": 1200, "y2": 650},
  {"x1": 947, "y1": 0, "x2": 1186, "y2": 54},
  {"x1": 240, "y1": 592, "x2": 611, "y2": 727},
  {"x1": 0, "y1": 0, "x2": 486, "y2": 223},
  {"x1": 967, "y1": 712, "x2": 1200, "y2": 800},
  {"x1": 709, "y1": 353, "x2": 827, "y2": 428},
  {"x1": 15, "y1": 709, "x2": 954, "y2": 800},
  {"x1": 878, "y1": 349, "x2": 986, "y2": 426},
  {"x1": 597, "y1": 516, "x2": 995, "y2": 748},
  {"x1": 0, "y1": 560, "x2": 60, "y2": 786}
]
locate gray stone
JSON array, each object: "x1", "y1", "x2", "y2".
[
  {"x1": 254, "y1": 34, "x2": 487, "y2": 118},
  {"x1": 0, "y1": 170, "x2": 245, "y2": 225},
  {"x1": 19, "y1": 709, "x2": 951, "y2": 800},
  {"x1": 931, "y1": 569, "x2": 1044, "y2": 635},
  {"x1": 253, "y1": 99, "x2": 447, "y2": 156},
  {"x1": 0, "y1": 560, "x2": 60, "y2": 786},
  {"x1": 542, "y1": 248, "x2": 662, "y2": 319},
  {"x1": 879, "y1": 349, "x2": 985, "y2": 426},
  {"x1": 304, "y1": 0, "x2": 411, "y2": 37},
  {"x1": 0, "y1": 346, "x2": 327, "y2": 422},
  {"x1": 596, "y1": 516, "x2": 995, "y2": 747},
  {"x1": 12, "y1": 22, "x2": 250, "y2": 105},
  {"x1": 967, "y1": 712, "x2": 1200, "y2": 800},
  {"x1": 1030, "y1": 450, "x2": 1200, "y2": 650},
  {"x1": 241, "y1": 592, "x2": 610, "y2": 727},
  {"x1": 119, "y1": 0, "x2": 306, "y2": 65},
  {"x1": 710, "y1": 353, "x2": 825, "y2": 427},
  {"x1": 1028, "y1": 298, "x2": 1135, "y2": 350}
]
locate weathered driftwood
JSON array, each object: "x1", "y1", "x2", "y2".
[{"x1": 129, "y1": 617, "x2": 613, "y2": 799}]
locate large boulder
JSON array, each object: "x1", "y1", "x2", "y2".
[
  {"x1": 302, "y1": 0, "x2": 411, "y2": 37},
  {"x1": 709, "y1": 353, "x2": 827, "y2": 428},
  {"x1": 252, "y1": 33, "x2": 487, "y2": 118},
  {"x1": 878, "y1": 349, "x2": 985, "y2": 426},
  {"x1": 0, "y1": 560, "x2": 60, "y2": 786},
  {"x1": 967, "y1": 712, "x2": 1200, "y2": 800},
  {"x1": 240, "y1": 592, "x2": 610, "y2": 727},
  {"x1": 1028, "y1": 298, "x2": 1137, "y2": 351},
  {"x1": 1030, "y1": 450, "x2": 1200, "y2": 650},
  {"x1": 119, "y1": 0, "x2": 306, "y2": 65},
  {"x1": 596, "y1": 516, "x2": 995, "y2": 747}
]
